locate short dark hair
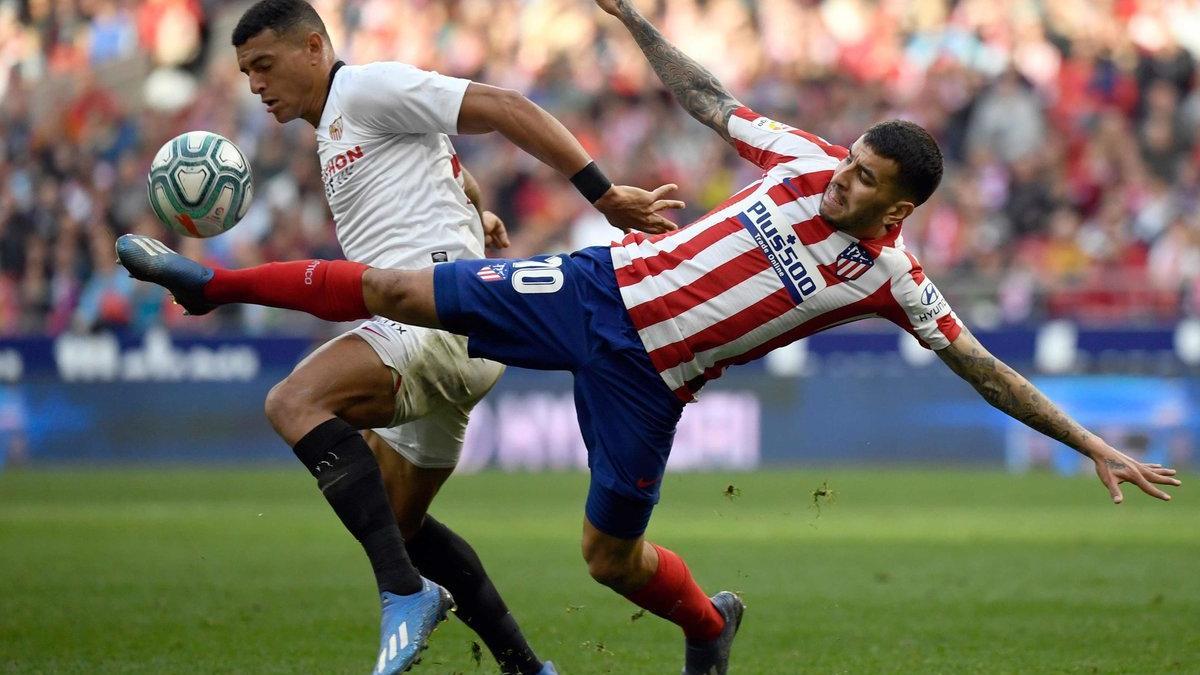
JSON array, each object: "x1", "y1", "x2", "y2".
[
  {"x1": 862, "y1": 119, "x2": 943, "y2": 206},
  {"x1": 232, "y1": 0, "x2": 328, "y2": 47}
]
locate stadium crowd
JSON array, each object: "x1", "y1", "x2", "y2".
[{"x1": 0, "y1": 0, "x2": 1198, "y2": 336}]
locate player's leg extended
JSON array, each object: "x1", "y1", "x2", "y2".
[
  {"x1": 265, "y1": 335, "x2": 451, "y2": 674},
  {"x1": 369, "y1": 434, "x2": 551, "y2": 675},
  {"x1": 573, "y1": 349, "x2": 744, "y2": 675},
  {"x1": 115, "y1": 234, "x2": 438, "y2": 327}
]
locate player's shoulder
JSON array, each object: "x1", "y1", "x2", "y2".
[
  {"x1": 731, "y1": 106, "x2": 848, "y2": 159},
  {"x1": 875, "y1": 237, "x2": 923, "y2": 279},
  {"x1": 879, "y1": 243, "x2": 947, "y2": 305},
  {"x1": 332, "y1": 62, "x2": 424, "y2": 103},
  {"x1": 334, "y1": 61, "x2": 408, "y2": 87}
]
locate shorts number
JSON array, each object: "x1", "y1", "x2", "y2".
[{"x1": 512, "y1": 256, "x2": 564, "y2": 294}]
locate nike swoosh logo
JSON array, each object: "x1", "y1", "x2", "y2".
[{"x1": 636, "y1": 477, "x2": 660, "y2": 489}]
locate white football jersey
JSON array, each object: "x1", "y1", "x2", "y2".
[{"x1": 316, "y1": 61, "x2": 483, "y2": 270}]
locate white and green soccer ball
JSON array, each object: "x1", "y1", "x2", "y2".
[{"x1": 147, "y1": 131, "x2": 253, "y2": 238}]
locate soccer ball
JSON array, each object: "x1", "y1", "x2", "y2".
[{"x1": 147, "y1": 131, "x2": 253, "y2": 238}]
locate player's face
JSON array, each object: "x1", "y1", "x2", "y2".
[
  {"x1": 819, "y1": 137, "x2": 910, "y2": 235},
  {"x1": 236, "y1": 29, "x2": 323, "y2": 124}
]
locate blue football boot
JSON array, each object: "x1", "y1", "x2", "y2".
[
  {"x1": 373, "y1": 578, "x2": 455, "y2": 674},
  {"x1": 681, "y1": 591, "x2": 745, "y2": 675},
  {"x1": 538, "y1": 661, "x2": 560, "y2": 674},
  {"x1": 115, "y1": 234, "x2": 215, "y2": 316}
]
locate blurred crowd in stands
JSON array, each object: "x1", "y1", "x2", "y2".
[{"x1": 0, "y1": 0, "x2": 1199, "y2": 336}]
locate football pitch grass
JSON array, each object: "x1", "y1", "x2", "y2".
[{"x1": 1, "y1": 468, "x2": 1196, "y2": 674}]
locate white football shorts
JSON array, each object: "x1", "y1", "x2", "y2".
[{"x1": 349, "y1": 317, "x2": 504, "y2": 469}]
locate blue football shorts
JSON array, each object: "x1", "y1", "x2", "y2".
[{"x1": 432, "y1": 246, "x2": 684, "y2": 539}]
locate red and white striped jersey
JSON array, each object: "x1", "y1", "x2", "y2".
[{"x1": 609, "y1": 106, "x2": 963, "y2": 402}]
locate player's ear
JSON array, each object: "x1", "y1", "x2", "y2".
[
  {"x1": 883, "y1": 200, "x2": 914, "y2": 226},
  {"x1": 306, "y1": 31, "x2": 325, "y2": 62}
]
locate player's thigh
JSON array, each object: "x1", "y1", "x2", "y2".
[
  {"x1": 576, "y1": 348, "x2": 684, "y2": 540},
  {"x1": 356, "y1": 319, "x2": 503, "y2": 425},
  {"x1": 364, "y1": 429, "x2": 453, "y2": 539},
  {"x1": 431, "y1": 255, "x2": 591, "y2": 371},
  {"x1": 371, "y1": 367, "x2": 484, "y2": 469},
  {"x1": 266, "y1": 333, "x2": 396, "y2": 443}
]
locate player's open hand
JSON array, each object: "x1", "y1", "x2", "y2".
[
  {"x1": 594, "y1": 183, "x2": 684, "y2": 235},
  {"x1": 1090, "y1": 445, "x2": 1181, "y2": 504},
  {"x1": 481, "y1": 210, "x2": 510, "y2": 249}
]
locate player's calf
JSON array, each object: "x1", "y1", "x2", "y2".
[{"x1": 117, "y1": 234, "x2": 374, "y2": 322}]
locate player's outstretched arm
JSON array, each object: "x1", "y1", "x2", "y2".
[
  {"x1": 597, "y1": 0, "x2": 741, "y2": 144},
  {"x1": 936, "y1": 328, "x2": 1181, "y2": 504},
  {"x1": 456, "y1": 81, "x2": 682, "y2": 234}
]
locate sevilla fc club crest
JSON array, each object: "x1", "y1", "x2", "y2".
[
  {"x1": 833, "y1": 242, "x2": 874, "y2": 281},
  {"x1": 329, "y1": 115, "x2": 343, "y2": 141}
]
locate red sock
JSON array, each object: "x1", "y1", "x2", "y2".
[
  {"x1": 204, "y1": 259, "x2": 372, "y2": 322},
  {"x1": 625, "y1": 544, "x2": 724, "y2": 641}
]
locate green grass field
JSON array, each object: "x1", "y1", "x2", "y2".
[{"x1": 1, "y1": 467, "x2": 1196, "y2": 674}]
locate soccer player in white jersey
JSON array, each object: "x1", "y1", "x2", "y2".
[
  {"x1": 119, "y1": 1, "x2": 1182, "y2": 672},
  {"x1": 154, "y1": 1, "x2": 683, "y2": 674}
]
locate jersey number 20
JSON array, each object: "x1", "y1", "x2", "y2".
[{"x1": 512, "y1": 256, "x2": 563, "y2": 294}]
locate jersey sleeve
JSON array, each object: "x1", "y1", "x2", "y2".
[
  {"x1": 879, "y1": 253, "x2": 963, "y2": 350},
  {"x1": 727, "y1": 106, "x2": 849, "y2": 171},
  {"x1": 344, "y1": 61, "x2": 470, "y2": 135}
]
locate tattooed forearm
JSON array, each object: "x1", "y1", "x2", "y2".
[
  {"x1": 938, "y1": 332, "x2": 1096, "y2": 452},
  {"x1": 615, "y1": 1, "x2": 739, "y2": 141}
]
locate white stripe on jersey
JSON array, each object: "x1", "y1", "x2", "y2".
[
  {"x1": 617, "y1": 191, "x2": 825, "y2": 307},
  {"x1": 638, "y1": 265, "x2": 779, "y2": 353},
  {"x1": 727, "y1": 114, "x2": 836, "y2": 161},
  {"x1": 660, "y1": 262, "x2": 897, "y2": 388},
  {"x1": 621, "y1": 190, "x2": 756, "y2": 259},
  {"x1": 620, "y1": 229, "x2": 756, "y2": 313}
]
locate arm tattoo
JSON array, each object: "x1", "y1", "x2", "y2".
[
  {"x1": 1104, "y1": 458, "x2": 1128, "y2": 471},
  {"x1": 617, "y1": 2, "x2": 739, "y2": 142},
  {"x1": 938, "y1": 333, "x2": 1095, "y2": 452}
]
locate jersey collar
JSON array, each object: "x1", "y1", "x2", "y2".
[
  {"x1": 857, "y1": 222, "x2": 903, "y2": 257},
  {"x1": 326, "y1": 60, "x2": 345, "y2": 99},
  {"x1": 318, "y1": 60, "x2": 346, "y2": 121}
]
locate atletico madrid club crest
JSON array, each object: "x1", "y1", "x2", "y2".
[
  {"x1": 476, "y1": 263, "x2": 507, "y2": 282},
  {"x1": 833, "y1": 243, "x2": 874, "y2": 281},
  {"x1": 329, "y1": 115, "x2": 343, "y2": 141}
]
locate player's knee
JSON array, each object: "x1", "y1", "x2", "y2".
[
  {"x1": 582, "y1": 544, "x2": 638, "y2": 590},
  {"x1": 264, "y1": 377, "x2": 315, "y2": 433}
]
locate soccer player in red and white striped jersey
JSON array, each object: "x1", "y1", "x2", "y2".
[
  {"x1": 118, "y1": 1, "x2": 1182, "y2": 671},
  {"x1": 612, "y1": 107, "x2": 962, "y2": 401}
]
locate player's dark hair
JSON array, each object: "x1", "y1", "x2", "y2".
[
  {"x1": 862, "y1": 119, "x2": 943, "y2": 207},
  {"x1": 232, "y1": 0, "x2": 328, "y2": 47}
]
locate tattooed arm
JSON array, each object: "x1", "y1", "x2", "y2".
[
  {"x1": 937, "y1": 328, "x2": 1180, "y2": 503},
  {"x1": 597, "y1": 0, "x2": 740, "y2": 143}
]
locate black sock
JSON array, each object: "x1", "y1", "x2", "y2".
[
  {"x1": 408, "y1": 516, "x2": 543, "y2": 675},
  {"x1": 293, "y1": 418, "x2": 423, "y2": 596}
]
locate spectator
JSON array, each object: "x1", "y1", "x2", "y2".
[{"x1": 0, "y1": 0, "x2": 1197, "y2": 335}]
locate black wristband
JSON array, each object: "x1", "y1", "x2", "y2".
[{"x1": 570, "y1": 161, "x2": 613, "y2": 204}]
